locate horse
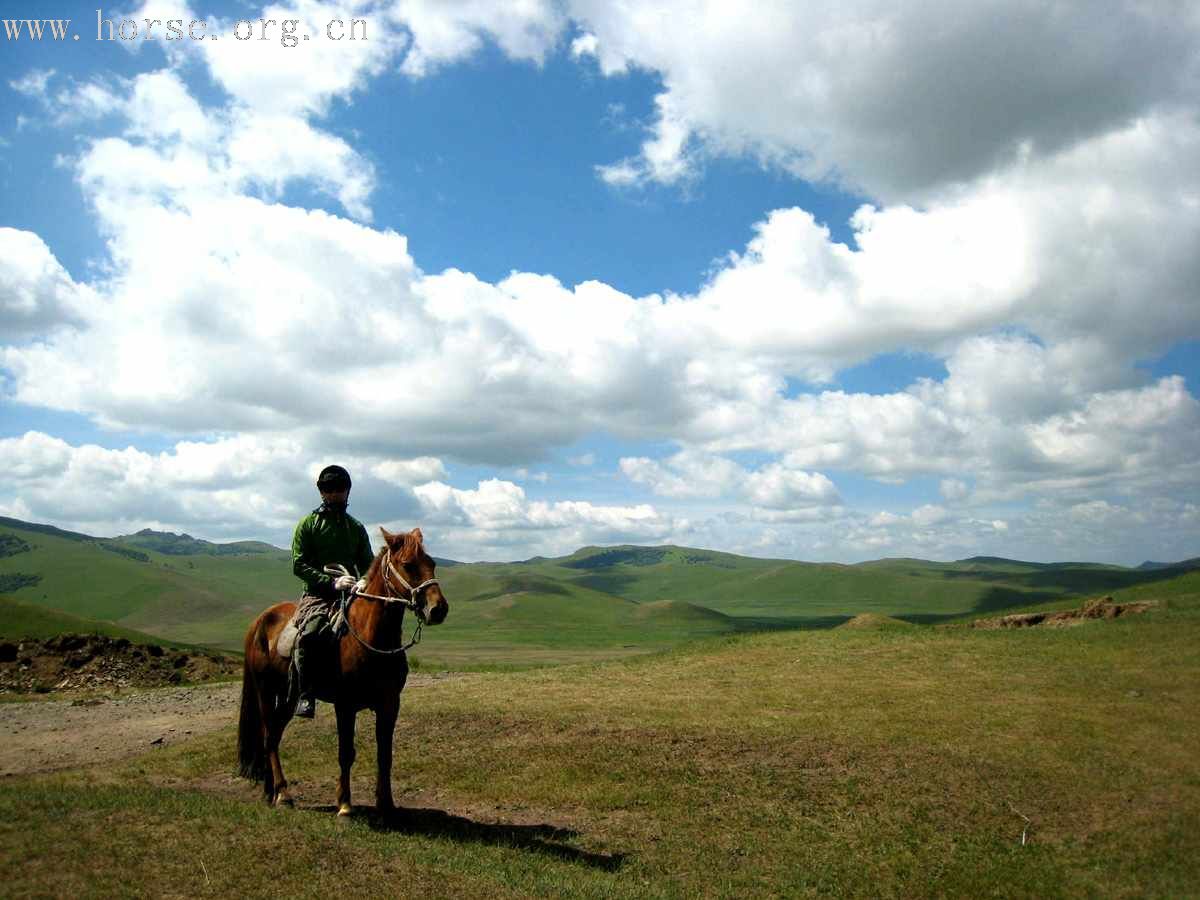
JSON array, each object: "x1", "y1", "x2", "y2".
[{"x1": 237, "y1": 526, "x2": 448, "y2": 815}]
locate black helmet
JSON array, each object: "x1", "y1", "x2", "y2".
[{"x1": 316, "y1": 465, "x2": 352, "y2": 492}]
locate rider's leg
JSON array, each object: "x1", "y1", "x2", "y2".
[{"x1": 293, "y1": 611, "x2": 329, "y2": 718}]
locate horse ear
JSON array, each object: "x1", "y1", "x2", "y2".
[
  {"x1": 398, "y1": 527, "x2": 424, "y2": 562},
  {"x1": 379, "y1": 526, "x2": 396, "y2": 544}
]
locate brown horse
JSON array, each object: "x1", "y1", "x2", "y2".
[{"x1": 237, "y1": 526, "x2": 448, "y2": 814}]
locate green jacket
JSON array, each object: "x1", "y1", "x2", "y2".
[{"x1": 291, "y1": 506, "x2": 375, "y2": 598}]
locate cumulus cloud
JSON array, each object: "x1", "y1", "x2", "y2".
[
  {"x1": 8, "y1": 68, "x2": 55, "y2": 99},
  {"x1": 0, "y1": 430, "x2": 449, "y2": 546},
  {"x1": 3, "y1": 1, "x2": 1197, "y2": 563},
  {"x1": 412, "y1": 477, "x2": 679, "y2": 559},
  {"x1": 370, "y1": 456, "x2": 448, "y2": 486},
  {"x1": 0, "y1": 229, "x2": 94, "y2": 340},
  {"x1": 196, "y1": 0, "x2": 399, "y2": 115},
  {"x1": 5, "y1": 86, "x2": 1198, "y2": 501},
  {"x1": 570, "y1": 0, "x2": 1200, "y2": 200},
  {"x1": 620, "y1": 450, "x2": 840, "y2": 511},
  {"x1": 388, "y1": 0, "x2": 565, "y2": 77}
]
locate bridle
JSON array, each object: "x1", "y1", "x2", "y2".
[{"x1": 323, "y1": 548, "x2": 440, "y2": 655}]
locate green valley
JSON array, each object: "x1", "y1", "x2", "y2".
[{"x1": 1, "y1": 517, "x2": 1195, "y2": 665}]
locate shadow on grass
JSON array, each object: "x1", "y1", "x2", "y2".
[
  {"x1": 934, "y1": 562, "x2": 1198, "y2": 595},
  {"x1": 731, "y1": 614, "x2": 850, "y2": 632},
  {"x1": 899, "y1": 586, "x2": 1064, "y2": 625},
  {"x1": 306, "y1": 803, "x2": 626, "y2": 871}
]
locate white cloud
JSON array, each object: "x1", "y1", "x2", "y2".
[
  {"x1": 911, "y1": 504, "x2": 949, "y2": 527},
  {"x1": 369, "y1": 456, "x2": 448, "y2": 486},
  {"x1": 388, "y1": 0, "x2": 565, "y2": 78},
  {"x1": 570, "y1": 1, "x2": 1200, "y2": 200},
  {"x1": 198, "y1": 0, "x2": 399, "y2": 115},
  {"x1": 6, "y1": 95, "x2": 1198, "y2": 499},
  {"x1": 0, "y1": 430, "x2": 441, "y2": 544},
  {"x1": 225, "y1": 113, "x2": 376, "y2": 220},
  {"x1": 9, "y1": 68, "x2": 55, "y2": 99},
  {"x1": 0, "y1": 229, "x2": 93, "y2": 339},
  {"x1": 598, "y1": 92, "x2": 694, "y2": 187},
  {"x1": 940, "y1": 479, "x2": 970, "y2": 503},
  {"x1": 412, "y1": 477, "x2": 678, "y2": 559},
  {"x1": 620, "y1": 451, "x2": 840, "y2": 510},
  {"x1": 570, "y1": 31, "x2": 597, "y2": 60},
  {"x1": 3, "y1": 2, "x2": 1197, "y2": 564}
]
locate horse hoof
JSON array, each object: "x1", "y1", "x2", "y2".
[
  {"x1": 274, "y1": 793, "x2": 294, "y2": 808},
  {"x1": 336, "y1": 804, "x2": 352, "y2": 818}
]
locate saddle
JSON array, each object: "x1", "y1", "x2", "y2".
[{"x1": 271, "y1": 598, "x2": 350, "y2": 660}]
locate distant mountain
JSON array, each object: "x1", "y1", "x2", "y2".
[
  {"x1": 114, "y1": 528, "x2": 285, "y2": 557},
  {"x1": 1137, "y1": 557, "x2": 1200, "y2": 572},
  {"x1": 0, "y1": 517, "x2": 298, "y2": 651},
  {"x1": 0, "y1": 516, "x2": 99, "y2": 543},
  {"x1": 2, "y1": 517, "x2": 1196, "y2": 663}
]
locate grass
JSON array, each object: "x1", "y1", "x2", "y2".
[
  {"x1": 1, "y1": 578, "x2": 1196, "y2": 897},
  {"x1": 0, "y1": 594, "x2": 183, "y2": 645},
  {"x1": 4, "y1": 516, "x2": 1197, "y2": 666},
  {"x1": 0, "y1": 521, "x2": 294, "y2": 652}
]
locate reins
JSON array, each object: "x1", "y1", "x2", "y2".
[{"x1": 323, "y1": 548, "x2": 439, "y2": 655}]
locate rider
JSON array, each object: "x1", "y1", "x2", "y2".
[{"x1": 291, "y1": 464, "x2": 374, "y2": 719}]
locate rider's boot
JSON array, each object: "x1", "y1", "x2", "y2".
[{"x1": 293, "y1": 632, "x2": 316, "y2": 719}]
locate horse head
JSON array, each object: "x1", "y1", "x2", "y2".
[{"x1": 379, "y1": 526, "x2": 448, "y2": 626}]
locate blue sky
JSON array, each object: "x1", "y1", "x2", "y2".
[{"x1": 1, "y1": 1, "x2": 1197, "y2": 564}]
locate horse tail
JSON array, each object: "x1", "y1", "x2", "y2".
[{"x1": 237, "y1": 615, "x2": 267, "y2": 782}]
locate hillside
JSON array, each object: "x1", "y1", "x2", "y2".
[
  {"x1": 0, "y1": 518, "x2": 295, "y2": 652},
  {"x1": 0, "y1": 594, "x2": 201, "y2": 647},
  {"x1": 113, "y1": 528, "x2": 281, "y2": 557},
  {"x1": 2, "y1": 517, "x2": 1196, "y2": 664}
]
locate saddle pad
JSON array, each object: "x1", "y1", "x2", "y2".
[{"x1": 274, "y1": 618, "x2": 300, "y2": 659}]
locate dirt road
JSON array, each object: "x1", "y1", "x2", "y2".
[
  {"x1": 0, "y1": 682, "x2": 242, "y2": 777},
  {"x1": 0, "y1": 675, "x2": 447, "y2": 778}
]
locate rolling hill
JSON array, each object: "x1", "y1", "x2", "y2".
[{"x1": 1, "y1": 516, "x2": 1196, "y2": 664}]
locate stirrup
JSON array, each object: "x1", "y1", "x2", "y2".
[{"x1": 295, "y1": 696, "x2": 315, "y2": 719}]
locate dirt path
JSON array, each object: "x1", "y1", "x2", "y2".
[
  {"x1": 0, "y1": 675, "x2": 449, "y2": 778},
  {"x1": 0, "y1": 682, "x2": 241, "y2": 777}
]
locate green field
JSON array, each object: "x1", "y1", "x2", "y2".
[
  {"x1": 1, "y1": 571, "x2": 1196, "y2": 897},
  {"x1": 2, "y1": 518, "x2": 1197, "y2": 665},
  {"x1": 0, "y1": 518, "x2": 296, "y2": 652},
  {"x1": 0, "y1": 594, "x2": 200, "y2": 648}
]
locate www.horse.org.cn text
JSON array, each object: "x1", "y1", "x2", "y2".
[{"x1": 2, "y1": 10, "x2": 369, "y2": 46}]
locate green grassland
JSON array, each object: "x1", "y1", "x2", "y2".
[
  {"x1": 0, "y1": 519, "x2": 296, "y2": 651},
  {"x1": 2, "y1": 572, "x2": 1196, "y2": 897},
  {"x1": 417, "y1": 546, "x2": 1198, "y2": 668},
  {"x1": 2, "y1": 518, "x2": 1197, "y2": 665},
  {"x1": 0, "y1": 594, "x2": 198, "y2": 647}
]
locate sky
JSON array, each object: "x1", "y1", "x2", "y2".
[{"x1": 0, "y1": 0, "x2": 1197, "y2": 565}]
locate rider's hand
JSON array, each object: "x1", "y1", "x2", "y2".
[{"x1": 333, "y1": 574, "x2": 357, "y2": 591}]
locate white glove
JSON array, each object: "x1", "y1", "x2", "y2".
[{"x1": 333, "y1": 574, "x2": 357, "y2": 591}]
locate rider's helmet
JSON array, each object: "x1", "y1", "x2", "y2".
[{"x1": 316, "y1": 464, "x2": 352, "y2": 492}]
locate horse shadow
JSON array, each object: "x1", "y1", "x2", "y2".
[{"x1": 305, "y1": 803, "x2": 626, "y2": 871}]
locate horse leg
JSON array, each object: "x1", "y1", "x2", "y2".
[
  {"x1": 266, "y1": 706, "x2": 293, "y2": 807},
  {"x1": 375, "y1": 694, "x2": 399, "y2": 815},
  {"x1": 255, "y1": 693, "x2": 279, "y2": 803},
  {"x1": 335, "y1": 702, "x2": 356, "y2": 817}
]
